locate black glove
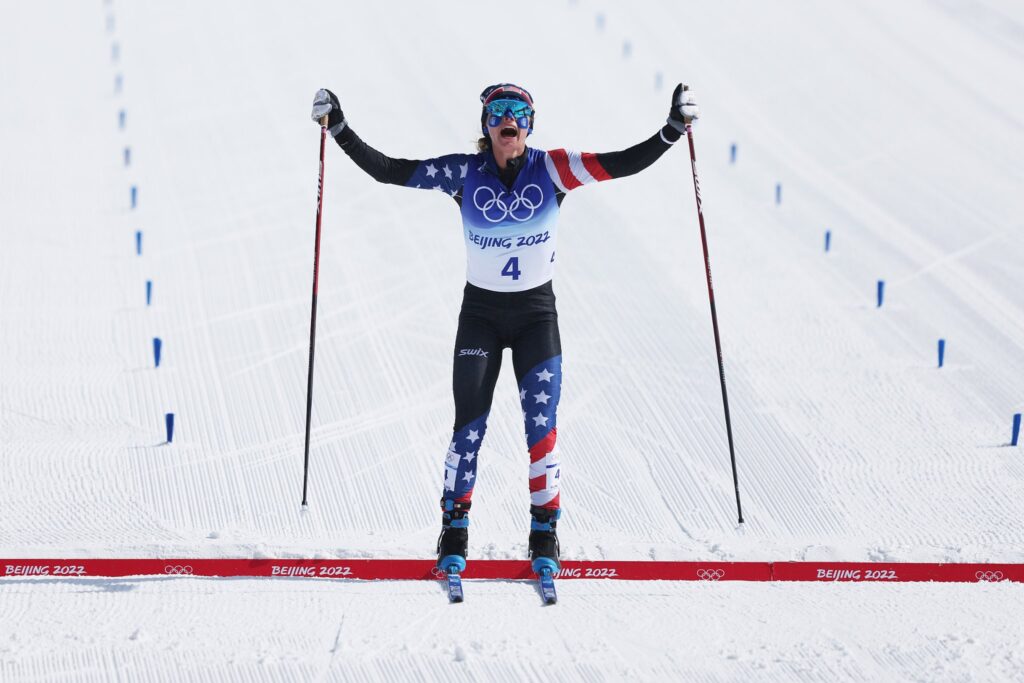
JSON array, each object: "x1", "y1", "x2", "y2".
[
  {"x1": 311, "y1": 88, "x2": 346, "y2": 136},
  {"x1": 666, "y1": 83, "x2": 700, "y2": 133}
]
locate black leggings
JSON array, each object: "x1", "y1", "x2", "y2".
[{"x1": 441, "y1": 281, "x2": 563, "y2": 511}]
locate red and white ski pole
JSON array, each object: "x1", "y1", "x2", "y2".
[
  {"x1": 301, "y1": 118, "x2": 328, "y2": 507},
  {"x1": 683, "y1": 87, "x2": 744, "y2": 524}
]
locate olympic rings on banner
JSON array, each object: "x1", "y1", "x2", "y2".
[
  {"x1": 696, "y1": 568, "x2": 725, "y2": 581},
  {"x1": 975, "y1": 570, "x2": 1004, "y2": 582},
  {"x1": 164, "y1": 565, "x2": 194, "y2": 576}
]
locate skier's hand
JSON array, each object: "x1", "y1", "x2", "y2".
[
  {"x1": 311, "y1": 88, "x2": 346, "y2": 136},
  {"x1": 667, "y1": 83, "x2": 699, "y2": 133}
]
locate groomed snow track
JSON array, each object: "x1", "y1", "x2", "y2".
[{"x1": 4, "y1": 0, "x2": 1024, "y2": 679}]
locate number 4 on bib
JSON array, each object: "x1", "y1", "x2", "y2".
[{"x1": 501, "y1": 256, "x2": 521, "y2": 281}]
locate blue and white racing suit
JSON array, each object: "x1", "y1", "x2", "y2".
[{"x1": 333, "y1": 122, "x2": 682, "y2": 514}]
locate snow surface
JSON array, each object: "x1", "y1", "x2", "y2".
[{"x1": 2, "y1": 0, "x2": 1023, "y2": 679}]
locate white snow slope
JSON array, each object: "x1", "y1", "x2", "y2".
[{"x1": 2, "y1": 0, "x2": 1024, "y2": 679}]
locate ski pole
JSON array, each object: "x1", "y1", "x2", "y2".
[
  {"x1": 682, "y1": 89, "x2": 744, "y2": 524},
  {"x1": 301, "y1": 118, "x2": 328, "y2": 507}
]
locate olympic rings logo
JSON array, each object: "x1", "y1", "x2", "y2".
[
  {"x1": 696, "y1": 568, "x2": 725, "y2": 581},
  {"x1": 975, "y1": 571, "x2": 1004, "y2": 582},
  {"x1": 164, "y1": 565, "x2": 194, "y2": 576},
  {"x1": 473, "y1": 183, "x2": 544, "y2": 223},
  {"x1": 430, "y1": 566, "x2": 446, "y2": 579}
]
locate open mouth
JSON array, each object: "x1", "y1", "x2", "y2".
[{"x1": 500, "y1": 126, "x2": 518, "y2": 139}]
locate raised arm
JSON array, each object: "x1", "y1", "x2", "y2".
[
  {"x1": 311, "y1": 89, "x2": 471, "y2": 195},
  {"x1": 544, "y1": 84, "x2": 700, "y2": 192}
]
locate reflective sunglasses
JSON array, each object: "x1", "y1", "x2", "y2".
[{"x1": 485, "y1": 98, "x2": 534, "y2": 129}]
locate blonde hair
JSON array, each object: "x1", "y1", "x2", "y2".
[{"x1": 476, "y1": 136, "x2": 490, "y2": 152}]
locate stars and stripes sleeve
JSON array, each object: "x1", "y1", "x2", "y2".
[
  {"x1": 544, "y1": 123, "x2": 682, "y2": 193},
  {"x1": 333, "y1": 125, "x2": 471, "y2": 197},
  {"x1": 403, "y1": 154, "x2": 474, "y2": 197}
]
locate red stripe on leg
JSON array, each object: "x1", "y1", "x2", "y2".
[
  {"x1": 529, "y1": 428, "x2": 557, "y2": 463},
  {"x1": 529, "y1": 474, "x2": 547, "y2": 492},
  {"x1": 539, "y1": 493, "x2": 560, "y2": 510}
]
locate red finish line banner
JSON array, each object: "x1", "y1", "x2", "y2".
[
  {"x1": 0, "y1": 559, "x2": 1021, "y2": 583},
  {"x1": 0, "y1": 559, "x2": 769, "y2": 581},
  {"x1": 772, "y1": 562, "x2": 1024, "y2": 583}
]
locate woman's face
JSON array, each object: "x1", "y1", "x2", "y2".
[{"x1": 487, "y1": 112, "x2": 528, "y2": 155}]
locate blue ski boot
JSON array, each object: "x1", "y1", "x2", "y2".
[
  {"x1": 528, "y1": 506, "x2": 561, "y2": 576},
  {"x1": 436, "y1": 499, "x2": 470, "y2": 575}
]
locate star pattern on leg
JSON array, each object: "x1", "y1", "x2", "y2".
[
  {"x1": 466, "y1": 429, "x2": 480, "y2": 444},
  {"x1": 533, "y1": 390, "x2": 550, "y2": 404},
  {"x1": 536, "y1": 368, "x2": 554, "y2": 382},
  {"x1": 532, "y1": 412, "x2": 549, "y2": 427}
]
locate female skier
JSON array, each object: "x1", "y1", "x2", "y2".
[{"x1": 310, "y1": 82, "x2": 699, "y2": 576}]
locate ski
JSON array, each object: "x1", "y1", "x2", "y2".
[
  {"x1": 439, "y1": 552, "x2": 467, "y2": 603},
  {"x1": 538, "y1": 567, "x2": 557, "y2": 604},
  {"x1": 445, "y1": 569, "x2": 464, "y2": 602}
]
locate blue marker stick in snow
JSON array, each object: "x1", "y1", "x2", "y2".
[
  {"x1": 135, "y1": 230, "x2": 142, "y2": 255},
  {"x1": 118, "y1": 109, "x2": 126, "y2": 130},
  {"x1": 595, "y1": 13, "x2": 605, "y2": 30},
  {"x1": 622, "y1": 41, "x2": 632, "y2": 58},
  {"x1": 124, "y1": 146, "x2": 131, "y2": 166},
  {"x1": 166, "y1": 413, "x2": 175, "y2": 444},
  {"x1": 825, "y1": 230, "x2": 831, "y2": 252},
  {"x1": 654, "y1": 71, "x2": 663, "y2": 91},
  {"x1": 730, "y1": 143, "x2": 737, "y2": 164},
  {"x1": 130, "y1": 185, "x2": 138, "y2": 209},
  {"x1": 937, "y1": 339, "x2": 946, "y2": 368},
  {"x1": 1012, "y1": 414, "x2": 1021, "y2": 447},
  {"x1": 153, "y1": 337, "x2": 162, "y2": 367},
  {"x1": 145, "y1": 280, "x2": 152, "y2": 306},
  {"x1": 115, "y1": 73, "x2": 122, "y2": 93},
  {"x1": 112, "y1": 42, "x2": 119, "y2": 62},
  {"x1": 775, "y1": 183, "x2": 782, "y2": 205},
  {"x1": 877, "y1": 280, "x2": 885, "y2": 308}
]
